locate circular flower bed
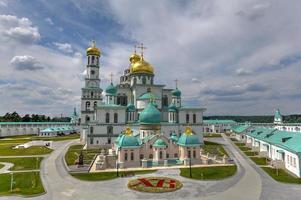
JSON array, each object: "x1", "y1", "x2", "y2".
[{"x1": 128, "y1": 176, "x2": 183, "y2": 193}]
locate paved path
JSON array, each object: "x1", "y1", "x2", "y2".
[
  {"x1": 0, "y1": 162, "x2": 14, "y2": 174},
  {"x1": 1, "y1": 136, "x2": 301, "y2": 200}
]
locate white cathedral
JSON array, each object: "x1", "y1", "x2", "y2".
[{"x1": 80, "y1": 42, "x2": 206, "y2": 149}]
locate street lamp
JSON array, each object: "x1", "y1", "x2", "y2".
[
  {"x1": 10, "y1": 172, "x2": 14, "y2": 191},
  {"x1": 189, "y1": 151, "x2": 192, "y2": 178},
  {"x1": 116, "y1": 147, "x2": 120, "y2": 177}
]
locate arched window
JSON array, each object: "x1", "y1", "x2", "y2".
[
  {"x1": 174, "y1": 153, "x2": 178, "y2": 158},
  {"x1": 159, "y1": 151, "x2": 163, "y2": 159},
  {"x1": 149, "y1": 154, "x2": 153, "y2": 159},
  {"x1": 162, "y1": 95, "x2": 168, "y2": 106},
  {"x1": 193, "y1": 114, "x2": 196, "y2": 123},
  {"x1": 107, "y1": 125, "x2": 113, "y2": 135},
  {"x1": 91, "y1": 56, "x2": 95, "y2": 64},
  {"x1": 108, "y1": 137, "x2": 111, "y2": 144},
  {"x1": 94, "y1": 101, "x2": 97, "y2": 108},
  {"x1": 186, "y1": 114, "x2": 189, "y2": 124},
  {"x1": 91, "y1": 92, "x2": 94, "y2": 97},
  {"x1": 133, "y1": 77, "x2": 137, "y2": 85},
  {"x1": 86, "y1": 102, "x2": 90, "y2": 109},
  {"x1": 114, "y1": 113, "x2": 118, "y2": 123},
  {"x1": 142, "y1": 76, "x2": 146, "y2": 84},
  {"x1": 86, "y1": 115, "x2": 90, "y2": 122},
  {"x1": 96, "y1": 57, "x2": 99, "y2": 65},
  {"x1": 125, "y1": 152, "x2": 128, "y2": 161},
  {"x1": 130, "y1": 152, "x2": 134, "y2": 161},
  {"x1": 90, "y1": 126, "x2": 93, "y2": 134},
  {"x1": 105, "y1": 113, "x2": 110, "y2": 123},
  {"x1": 88, "y1": 56, "x2": 90, "y2": 65}
]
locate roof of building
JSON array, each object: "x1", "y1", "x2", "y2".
[
  {"x1": 171, "y1": 88, "x2": 181, "y2": 97},
  {"x1": 203, "y1": 120, "x2": 236, "y2": 125},
  {"x1": 153, "y1": 138, "x2": 167, "y2": 147},
  {"x1": 41, "y1": 126, "x2": 75, "y2": 132},
  {"x1": 126, "y1": 103, "x2": 136, "y2": 112},
  {"x1": 246, "y1": 127, "x2": 301, "y2": 153},
  {"x1": 105, "y1": 83, "x2": 117, "y2": 95},
  {"x1": 168, "y1": 103, "x2": 177, "y2": 112},
  {"x1": 138, "y1": 92, "x2": 160, "y2": 100},
  {"x1": 116, "y1": 127, "x2": 141, "y2": 148},
  {"x1": 231, "y1": 124, "x2": 251, "y2": 134},
  {"x1": 169, "y1": 133, "x2": 179, "y2": 142},
  {"x1": 139, "y1": 102, "x2": 161, "y2": 124},
  {"x1": 274, "y1": 108, "x2": 282, "y2": 120},
  {"x1": 177, "y1": 127, "x2": 201, "y2": 147}
]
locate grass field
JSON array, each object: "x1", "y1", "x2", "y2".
[
  {"x1": 0, "y1": 145, "x2": 52, "y2": 156},
  {"x1": 180, "y1": 165, "x2": 237, "y2": 180},
  {"x1": 71, "y1": 170, "x2": 157, "y2": 181},
  {"x1": 261, "y1": 167, "x2": 301, "y2": 184},
  {"x1": 0, "y1": 163, "x2": 4, "y2": 169},
  {"x1": 244, "y1": 151, "x2": 258, "y2": 156},
  {"x1": 249, "y1": 157, "x2": 268, "y2": 165},
  {"x1": 65, "y1": 145, "x2": 103, "y2": 166},
  {"x1": 234, "y1": 142, "x2": 245, "y2": 146},
  {"x1": 238, "y1": 146, "x2": 252, "y2": 151},
  {"x1": 203, "y1": 141, "x2": 228, "y2": 157},
  {"x1": 0, "y1": 157, "x2": 43, "y2": 171},
  {"x1": 0, "y1": 172, "x2": 44, "y2": 196}
]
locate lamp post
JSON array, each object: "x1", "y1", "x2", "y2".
[
  {"x1": 10, "y1": 172, "x2": 13, "y2": 191},
  {"x1": 116, "y1": 147, "x2": 120, "y2": 177},
  {"x1": 189, "y1": 151, "x2": 192, "y2": 178}
]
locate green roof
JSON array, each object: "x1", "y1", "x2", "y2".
[
  {"x1": 246, "y1": 128, "x2": 301, "y2": 153},
  {"x1": 138, "y1": 92, "x2": 160, "y2": 100},
  {"x1": 203, "y1": 120, "x2": 236, "y2": 125},
  {"x1": 153, "y1": 138, "x2": 167, "y2": 147},
  {"x1": 168, "y1": 103, "x2": 177, "y2": 112},
  {"x1": 177, "y1": 133, "x2": 201, "y2": 147},
  {"x1": 171, "y1": 88, "x2": 181, "y2": 97},
  {"x1": 126, "y1": 103, "x2": 136, "y2": 112},
  {"x1": 274, "y1": 109, "x2": 282, "y2": 120},
  {"x1": 116, "y1": 134, "x2": 141, "y2": 148},
  {"x1": 169, "y1": 133, "x2": 179, "y2": 142},
  {"x1": 105, "y1": 83, "x2": 117, "y2": 95},
  {"x1": 139, "y1": 102, "x2": 161, "y2": 124},
  {"x1": 231, "y1": 124, "x2": 251, "y2": 134}
]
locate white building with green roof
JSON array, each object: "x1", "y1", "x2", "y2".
[{"x1": 80, "y1": 42, "x2": 206, "y2": 149}]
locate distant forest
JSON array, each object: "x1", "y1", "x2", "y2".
[
  {"x1": 204, "y1": 115, "x2": 301, "y2": 123},
  {"x1": 0, "y1": 112, "x2": 71, "y2": 122}
]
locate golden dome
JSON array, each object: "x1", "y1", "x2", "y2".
[
  {"x1": 86, "y1": 41, "x2": 101, "y2": 56},
  {"x1": 131, "y1": 59, "x2": 154, "y2": 74},
  {"x1": 129, "y1": 53, "x2": 141, "y2": 64}
]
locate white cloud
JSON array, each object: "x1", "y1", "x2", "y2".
[
  {"x1": 53, "y1": 42, "x2": 73, "y2": 53},
  {"x1": 45, "y1": 17, "x2": 54, "y2": 25},
  {"x1": 10, "y1": 55, "x2": 44, "y2": 71},
  {"x1": 0, "y1": 15, "x2": 40, "y2": 43}
]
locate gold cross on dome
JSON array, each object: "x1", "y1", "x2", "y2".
[
  {"x1": 137, "y1": 43, "x2": 147, "y2": 59},
  {"x1": 109, "y1": 72, "x2": 113, "y2": 83}
]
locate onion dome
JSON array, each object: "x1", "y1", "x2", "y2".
[
  {"x1": 139, "y1": 102, "x2": 161, "y2": 124},
  {"x1": 127, "y1": 103, "x2": 136, "y2": 112},
  {"x1": 105, "y1": 83, "x2": 117, "y2": 96},
  {"x1": 168, "y1": 103, "x2": 177, "y2": 112},
  {"x1": 153, "y1": 138, "x2": 167, "y2": 148},
  {"x1": 129, "y1": 53, "x2": 141, "y2": 64},
  {"x1": 171, "y1": 88, "x2": 181, "y2": 97},
  {"x1": 169, "y1": 133, "x2": 179, "y2": 142},
  {"x1": 116, "y1": 127, "x2": 140, "y2": 148},
  {"x1": 177, "y1": 126, "x2": 201, "y2": 147},
  {"x1": 131, "y1": 59, "x2": 154, "y2": 74},
  {"x1": 138, "y1": 92, "x2": 160, "y2": 100},
  {"x1": 86, "y1": 41, "x2": 101, "y2": 56}
]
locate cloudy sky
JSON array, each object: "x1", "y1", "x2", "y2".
[{"x1": 0, "y1": 0, "x2": 301, "y2": 117}]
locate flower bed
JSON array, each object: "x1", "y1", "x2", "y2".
[{"x1": 128, "y1": 177, "x2": 182, "y2": 193}]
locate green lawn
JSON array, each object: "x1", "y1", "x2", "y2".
[
  {"x1": 65, "y1": 145, "x2": 103, "y2": 166},
  {"x1": 0, "y1": 145, "x2": 52, "y2": 156},
  {"x1": 180, "y1": 165, "x2": 237, "y2": 180},
  {"x1": 244, "y1": 151, "x2": 258, "y2": 156},
  {"x1": 238, "y1": 146, "x2": 252, "y2": 151},
  {"x1": 71, "y1": 170, "x2": 157, "y2": 181},
  {"x1": 230, "y1": 138, "x2": 238, "y2": 141},
  {"x1": 203, "y1": 141, "x2": 228, "y2": 157},
  {"x1": 31, "y1": 133, "x2": 80, "y2": 141},
  {"x1": 249, "y1": 157, "x2": 268, "y2": 165},
  {"x1": 0, "y1": 157, "x2": 43, "y2": 171},
  {"x1": 0, "y1": 163, "x2": 4, "y2": 169},
  {"x1": 0, "y1": 172, "x2": 44, "y2": 196},
  {"x1": 261, "y1": 167, "x2": 301, "y2": 184},
  {"x1": 234, "y1": 142, "x2": 245, "y2": 146}
]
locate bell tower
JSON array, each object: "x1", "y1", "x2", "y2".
[{"x1": 81, "y1": 41, "x2": 103, "y2": 124}]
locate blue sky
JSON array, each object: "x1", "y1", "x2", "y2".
[{"x1": 0, "y1": 0, "x2": 301, "y2": 117}]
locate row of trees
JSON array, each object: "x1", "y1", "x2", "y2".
[
  {"x1": 204, "y1": 115, "x2": 301, "y2": 123},
  {"x1": 0, "y1": 112, "x2": 70, "y2": 122}
]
